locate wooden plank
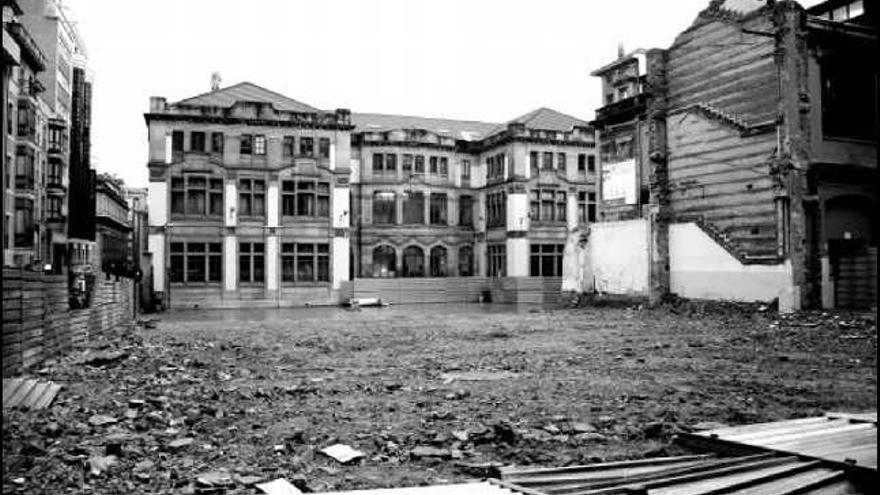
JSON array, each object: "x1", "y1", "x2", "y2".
[
  {"x1": 6, "y1": 378, "x2": 36, "y2": 407},
  {"x1": 2, "y1": 378, "x2": 25, "y2": 403},
  {"x1": 33, "y1": 383, "x2": 62, "y2": 409},
  {"x1": 18, "y1": 381, "x2": 50, "y2": 409}
]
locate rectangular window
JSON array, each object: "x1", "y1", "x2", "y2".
[
  {"x1": 171, "y1": 175, "x2": 224, "y2": 217},
  {"x1": 372, "y1": 191, "x2": 396, "y2": 224},
  {"x1": 402, "y1": 154, "x2": 414, "y2": 173},
  {"x1": 532, "y1": 188, "x2": 566, "y2": 222},
  {"x1": 319, "y1": 137, "x2": 331, "y2": 158},
  {"x1": 190, "y1": 131, "x2": 205, "y2": 152},
  {"x1": 459, "y1": 195, "x2": 473, "y2": 226},
  {"x1": 403, "y1": 192, "x2": 424, "y2": 224},
  {"x1": 13, "y1": 198, "x2": 34, "y2": 247},
  {"x1": 588, "y1": 155, "x2": 596, "y2": 172},
  {"x1": 240, "y1": 134, "x2": 253, "y2": 155},
  {"x1": 486, "y1": 191, "x2": 506, "y2": 228},
  {"x1": 171, "y1": 177, "x2": 185, "y2": 215},
  {"x1": 578, "y1": 154, "x2": 586, "y2": 176},
  {"x1": 170, "y1": 242, "x2": 184, "y2": 282},
  {"x1": 557, "y1": 153, "x2": 566, "y2": 173},
  {"x1": 429, "y1": 156, "x2": 438, "y2": 174},
  {"x1": 461, "y1": 160, "x2": 471, "y2": 180},
  {"x1": 211, "y1": 132, "x2": 224, "y2": 153},
  {"x1": 296, "y1": 181, "x2": 315, "y2": 216},
  {"x1": 282, "y1": 136, "x2": 295, "y2": 157},
  {"x1": 385, "y1": 153, "x2": 397, "y2": 172},
  {"x1": 239, "y1": 242, "x2": 265, "y2": 284},
  {"x1": 281, "y1": 179, "x2": 330, "y2": 217},
  {"x1": 530, "y1": 244, "x2": 564, "y2": 277},
  {"x1": 254, "y1": 135, "x2": 266, "y2": 155},
  {"x1": 530, "y1": 151, "x2": 539, "y2": 176},
  {"x1": 15, "y1": 146, "x2": 35, "y2": 190},
  {"x1": 187, "y1": 176, "x2": 207, "y2": 215},
  {"x1": 238, "y1": 178, "x2": 266, "y2": 217},
  {"x1": 281, "y1": 243, "x2": 330, "y2": 283},
  {"x1": 542, "y1": 151, "x2": 553, "y2": 170},
  {"x1": 578, "y1": 191, "x2": 596, "y2": 223},
  {"x1": 439, "y1": 157, "x2": 448, "y2": 176},
  {"x1": 821, "y1": 53, "x2": 875, "y2": 141},
  {"x1": 588, "y1": 192, "x2": 596, "y2": 222},
  {"x1": 488, "y1": 244, "x2": 506, "y2": 277},
  {"x1": 414, "y1": 155, "x2": 425, "y2": 174},
  {"x1": 209, "y1": 179, "x2": 224, "y2": 216},
  {"x1": 372, "y1": 153, "x2": 384, "y2": 172},
  {"x1": 170, "y1": 242, "x2": 220, "y2": 283},
  {"x1": 299, "y1": 137, "x2": 314, "y2": 156},
  {"x1": 430, "y1": 193, "x2": 447, "y2": 225},
  {"x1": 172, "y1": 130, "x2": 184, "y2": 152}
]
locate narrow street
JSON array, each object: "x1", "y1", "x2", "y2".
[{"x1": 3, "y1": 304, "x2": 876, "y2": 493}]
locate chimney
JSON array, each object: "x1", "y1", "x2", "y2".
[
  {"x1": 211, "y1": 72, "x2": 221, "y2": 91},
  {"x1": 149, "y1": 97, "x2": 166, "y2": 113},
  {"x1": 617, "y1": 43, "x2": 625, "y2": 59}
]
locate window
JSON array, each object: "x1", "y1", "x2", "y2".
[
  {"x1": 17, "y1": 100, "x2": 35, "y2": 140},
  {"x1": 14, "y1": 198, "x2": 34, "y2": 247},
  {"x1": 402, "y1": 154, "x2": 414, "y2": 173},
  {"x1": 171, "y1": 242, "x2": 222, "y2": 284},
  {"x1": 588, "y1": 155, "x2": 596, "y2": 172},
  {"x1": 254, "y1": 135, "x2": 266, "y2": 155},
  {"x1": 461, "y1": 159, "x2": 471, "y2": 180},
  {"x1": 429, "y1": 156, "x2": 439, "y2": 174},
  {"x1": 211, "y1": 132, "x2": 224, "y2": 153},
  {"x1": 429, "y1": 246, "x2": 448, "y2": 277},
  {"x1": 578, "y1": 154, "x2": 586, "y2": 176},
  {"x1": 458, "y1": 245, "x2": 474, "y2": 276},
  {"x1": 171, "y1": 130, "x2": 184, "y2": 152},
  {"x1": 238, "y1": 178, "x2": 266, "y2": 217},
  {"x1": 299, "y1": 137, "x2": 314, "y2": 156},
  {"x1": 239, "y1": 242, "x2": 265, "y2": 284},
  {"x1": 281, "y1": 179, "x2": 330, "y2": 217},
  {"x1": 487, "y1": 154, "x2": 506, "y2": 180},
  {"x1": 240, "y1": 134, "x2": 253, "y2": 155},
  {"x1": 821, "y1": 52, "x2": 875, "y2": 141},
  {"x1": 402, "y1": 246, "x2": 425, "y2": 277},
  {"x1": 283, "y1": 136, "x2": 295, "y2": 157},
  {"x1": 385, "y1": 154, "x2": 397, "y2": 172},
  {"x1": 578, "y1": 191, "x2": 597, "y2": 223},
  {"x1": 530, "y1": 244, "x2": 564, "y2": 277},
  {"x1": 488, "y1": 244, "x2": 506, "y2": 277},
  {"x1": 171, "y1": 176, "x2": 223, "y2": 216},
  {"x1": 459, "y1": 195, "x2": 473, "y2": 226},
  {"x1": 372, "y1": 153, "x2": 384, "y2": 172},
  {"x1": 319, "y1": 137, "x2": 331, "y2": 158},
  {"x1": 372, "y1": 245, "x2": 396, "y2": 277},
  {"x1": 190, "y1": 131, "x2": 206, "y2": 152},
  {"x1": 47, "y1": 196, "x2": 62, "y2": 219},
  {"x1": 430, "y1": 193, "x2": 447, "y2": 225},
  {"x1": 558, "y1": 153, "x2": 567, "y2": 173},
  {"x1": 373, "y1": 191, "x2": 396, "y2": 224},
  {"x1": 414, "y1": 155, "x2": 425, "y2": 174},
  {"x1": 439, "y1": 157, "x2": 448, "y2": 176},
  {"x1": 486, "y1": 191, "x2": 506, "y2": 228},
  {"x1": 403, "y1": 192, "x2": 425, "y2": 224},
  {"x1": 530, "y1": 188, "x2": 567, "y2": 222},
  {"x1": 530, "y1": 151, "x2": 539, "y2": 176},
  {"x1": 6, "y1": 102, "x2": 12, "y2": 136},
  {"x1": 15, "y1": 146, "x2": 35, "y2": 189},
  {"x1": 542, "y1": 151, "x2": 553, "y2": 170},
  {"x1": 281, "y1": 243, "x2": 329, "y2": 283}
]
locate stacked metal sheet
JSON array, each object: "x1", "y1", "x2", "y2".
[{"x1": 2, "y1": 378, "x2": 62, "y2": 410}]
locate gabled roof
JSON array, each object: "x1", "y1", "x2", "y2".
[
  {"x1": 502, "y1": 107, "x2": 591, "y2": 133},
  {"x1": 351, "y1": 112, "x2": 499, "y2": 141},
  {"x1": 174, "y1": 82, "x2": 320, "y2": 113}
]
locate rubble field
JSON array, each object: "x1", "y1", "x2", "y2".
[{"x1": 3, "y1": 303, "x2": 876, "y2": 493}]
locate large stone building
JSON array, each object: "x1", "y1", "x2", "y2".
[
  {"x1": 588, "y1": 0, "x2": 877, "y2": 309},
  {"x1": 145, "y1": 83, "x2": 597, "y2": 308}
]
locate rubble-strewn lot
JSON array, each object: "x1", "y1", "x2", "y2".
[{"x1": 3, "y1": 303, "x2": 877, "y2": 493}]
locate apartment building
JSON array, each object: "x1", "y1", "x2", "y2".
[{"x1": 145, "y1": 83, "x2": 597, "y2": 308}]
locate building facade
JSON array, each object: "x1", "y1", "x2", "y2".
[
  {"x1": 145, "y1": 83, "x2": 597, "y2": 308},
  {"x1": 589, "y1": 0, "x2": 877, "y2": 309},
  {"x1": 95, "y1": 173, "x2": 131, "y2": 276}
]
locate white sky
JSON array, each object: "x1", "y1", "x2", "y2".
[{"x1": 59, "y1": 0, "x2": 819, "y2": 188}]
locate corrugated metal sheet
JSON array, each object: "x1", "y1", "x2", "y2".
[
  {"x1": 319, "y1": 481, "x2": 516, "y2": 495},
  {"x1": 496, "y1": 453, "x2": 864, "y2": 494},
  {"x1": 678, "y1": 413, "x2": 877, "y2": 471},
  {"x1": 2, "y1": 378, "x2": 62, "y2": 410}
]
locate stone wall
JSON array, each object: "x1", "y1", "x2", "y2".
[{"x1": 2, "y1": 269, "x2": 135, "y2": 377}]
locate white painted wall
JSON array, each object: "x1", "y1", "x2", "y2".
[
  {"x1": 329, "y1": 143, "x2": 336, "y2": 170},
  {"x1": 267, "y1": 183, "x2": 279, "y2": 227},
  {"x1": 332, "y1": 186, "x2": 350, "y2": 228},
  {"x1": 266, "y1": 235, "x2": 278, "y2": 290},
  {"x1": 147, "y1": 181, "x2": 167, "y2": 227},
  {"x1": 332, "y1": 237, "x2": 350, "y2": 288},
  {"x1": 224, "y1": 235, "x2": 237, "y2": 291},
  {"x1": 224, "y1": 180, "x2": 237, "y2": 227},
  {"x1": 590, "y1": 219, "x2": 649, "y2": 295},
  {"x1": 506, "y1": 193, "x2": 529, "y2": 232},
  {"x1": 148, "y1": 233, "x2": 165, "y2": 292},
  {"x1": 507, "y1": 237, "x2": 529, "y2": 277},
  {"x1": 562, "y1": 226, "x2": 591, "y2": 292},
  {"x1": 669, "y1": 222, "x2": 792, "y2": 303}
]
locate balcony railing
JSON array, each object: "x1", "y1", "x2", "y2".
[{"x1": 594, "y1": 93, "x2": 651, "y2": 125}]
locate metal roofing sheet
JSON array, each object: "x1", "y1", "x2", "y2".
[
  {"x1": 318, "y1": 481, "x2": 516, "y2": 495},
  {"x1": 2, "y1": 378, "x2": 62, "y2": 410},
  {"x1": 175, "y1": 82, "x2": 320, "y2": 113}
]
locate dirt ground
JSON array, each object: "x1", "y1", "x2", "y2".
[{"x1": 2, "y1": 303, "x2": 877, "y2": 493}]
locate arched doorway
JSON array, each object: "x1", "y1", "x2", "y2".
[
  {"x1": 429, "y1": 246, "x2": 448, "y2": 277},
  {"x1": 372, "y1": 245, "x2": 396, "y2": 278},
  {"x1": 402, "y1": 246, "x2": 425, "y2": 277}
]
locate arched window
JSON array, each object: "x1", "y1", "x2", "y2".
[
  {"x1": 372, "y1": 245, "x2": 396, "y2": 278},
  {"x1": 429, "y1": 246, "x2": 448, "y2": 277},
  {"x1": 458, "y1": 245, "x2": 474, "y2": 277},
  {"x1": 402, "y1": 246, "x2": 425, "y2": 277}
]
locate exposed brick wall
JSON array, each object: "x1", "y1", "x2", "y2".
[{"x1": 2, "y1": 269, "x2": 135, "y2": 377}]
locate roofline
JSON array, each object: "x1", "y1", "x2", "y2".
[
  {"x1": 589, "y1": 49, "x2": 650, "y2": 76},
  {"x1": 174, "y1": 81, "x2": 322, "y2": 113},
  {"x1": 352, "y1": 111, "x2": 500, "y2": 127}
]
